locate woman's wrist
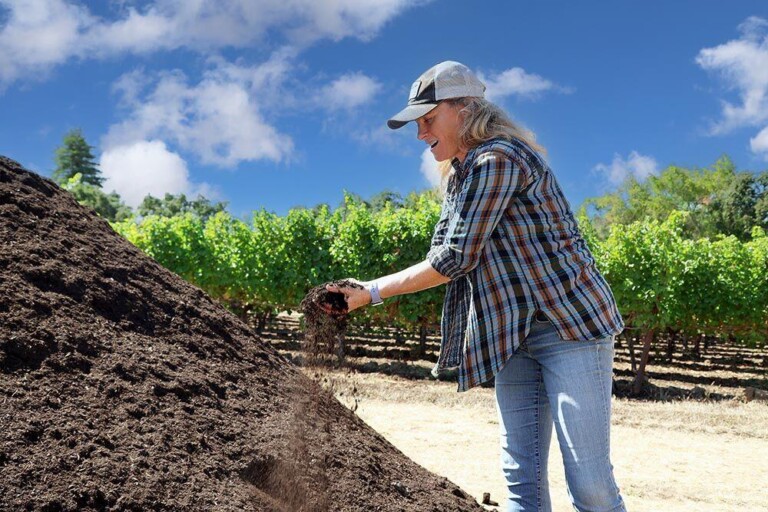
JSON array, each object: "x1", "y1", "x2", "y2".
[{"x1": 366, "y1": 281, "x2": 384, "y2": 306}]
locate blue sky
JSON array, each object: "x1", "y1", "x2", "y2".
[{"x1": 1, "y1": 1, "x2": 767, "y2": 219}]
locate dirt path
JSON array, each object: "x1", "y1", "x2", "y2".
[{"x1": 328, "y1": 372, "x2": 768, "y2": 511}]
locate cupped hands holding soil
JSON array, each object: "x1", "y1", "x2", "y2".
[{"x1": 299, "y1": 280, "x2": 362, "y2": 364}]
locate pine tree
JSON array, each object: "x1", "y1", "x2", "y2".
[{"x1": 52, "y1": 129, "x2": 104, "y2": 187}]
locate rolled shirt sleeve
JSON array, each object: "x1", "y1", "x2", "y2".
[{"x1": 428, "y1": 150, "x2": 529, "y2": 280}]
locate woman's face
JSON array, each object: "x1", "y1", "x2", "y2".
[{"x1": 416, "y1": 101, "x2": 466, "y2": 163}]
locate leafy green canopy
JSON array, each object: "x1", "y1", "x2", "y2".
[
  {"x1": 581, "y1": 156, "x2": 768, "y2": 241},
  {"x1": 61, "y1": 173, "x2": 133, "y2": 222},
  {"x1": 138, "y1": 193, "x2": 228, "y2": 221}
]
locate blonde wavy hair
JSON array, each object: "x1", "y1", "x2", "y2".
[{"x1": 436, "y1": 97, "x2": 546, "y2": 187}]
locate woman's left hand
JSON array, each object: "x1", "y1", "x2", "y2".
[{"x1": 324, "y1": 279, "x2": 371, "y2": 314}]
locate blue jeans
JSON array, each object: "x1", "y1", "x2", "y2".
[{"x1": 494, "y1": 316, "x2": 626, "y2": 512}]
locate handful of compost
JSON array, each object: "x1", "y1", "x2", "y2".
[{"x1": 299, "y1": 280, "x2": 363, "y2": 363}]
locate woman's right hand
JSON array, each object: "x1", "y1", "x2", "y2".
[{"x1": 323, "y1": 279, "x2": 371, "y2": 314}]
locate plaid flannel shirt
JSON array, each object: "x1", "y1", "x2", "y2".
[{"x1": 427, "y1": 138, "x2": 624, "y2": 391}]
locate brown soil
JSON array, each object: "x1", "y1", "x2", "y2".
[
  {"x1": 299, "y1": 280, "x2": 360, "y2": 364},
  {"x1": 0, "y1": 156, "x2": 483, "y2": 512}
]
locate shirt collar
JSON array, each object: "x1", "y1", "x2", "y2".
[{"x1": 451, "y1": 145, "x2": 481, "y2": 180}]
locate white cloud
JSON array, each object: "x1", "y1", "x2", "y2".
[
  {"x1": 478, "y1": 67, "x2": 570, "y2": 102},
  {"x1": 103, "y1": 48, "x2": 387, "y2": 172},
  {"x1": 316, "y1": 72, "x2": 382, "y2": 111},
  {"x1": 104, "y1": 56, "x2": 296, "y2": 167},
  {"x1": 111, "y1": 68, "x2": 152, "y2": 107},
  {"x1": 739, "y1": 15, "x2": 768, "y2": 39},
  {"x1": 280, "y1": 0, "x2": 424, "y2": 45},
  {"x1": 696, "y1": 16, "x2": 768, "y2": 159},
  {"x1": 0, "y1": 0, "x2": 92, "y2": 85},
  {"x1": 0, "y1": 0, "x2": 423, "y2": 88},
  {"x1": 593, "y1": 151, "x2": 659, "y2": 187},
  {"x1": 420, "y1": 147, "x2": 441, "y2": 188},
  {"x1": 100, "y1": 140, "x2": 215, "y2": 207},
  {"x1": 750, "y1": 125, "x2": 768, "y2": 160},
  {"x1": 0, "y1": 1, "x2": 418, "y2": 163},
  {"x1": 352, "y1": 124, "x2": 411, "y2": 153}
]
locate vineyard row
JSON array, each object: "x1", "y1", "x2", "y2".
[{"x1": 111, "y1": 197, "x2": 768, "y2": 350}]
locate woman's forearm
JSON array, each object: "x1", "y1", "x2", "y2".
[
  {"x1": 324, "y1": 260, "x2": 451, "y2": 313},
  {"x1": 377, "y1": 259, "x2": 450, "y2": 300}
]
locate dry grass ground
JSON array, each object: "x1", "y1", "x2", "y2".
[{"x1": 323, "y1": 370, "x2": 768, "y2": 512}]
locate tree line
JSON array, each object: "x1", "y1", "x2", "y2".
[{"x1": 50, "y1": 128, "x2": 227, "y2": 222}]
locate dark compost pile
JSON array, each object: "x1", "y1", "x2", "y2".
[{"x1": 0, "y1": 157, "x2": 483, "y2": 511}]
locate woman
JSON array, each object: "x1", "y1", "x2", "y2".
[{"x1": 326, "y1": 61, "x2": 626, "y2": 512}]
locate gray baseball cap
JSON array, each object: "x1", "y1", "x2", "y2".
[{"x1": 387, "y1": 61, "x2": 486, "y2": 130}]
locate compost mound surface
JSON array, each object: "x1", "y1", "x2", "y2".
[{"x1": 0, "y1": 157, "x2": 482, "y2": 512}]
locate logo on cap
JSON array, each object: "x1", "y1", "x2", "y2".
[{"x1": 409, "y1": 80, "x2": 422, "y2": 102}]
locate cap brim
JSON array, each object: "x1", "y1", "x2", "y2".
[{"x1": 387, "y1": 103, "x2": 439, "y2": 130}]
